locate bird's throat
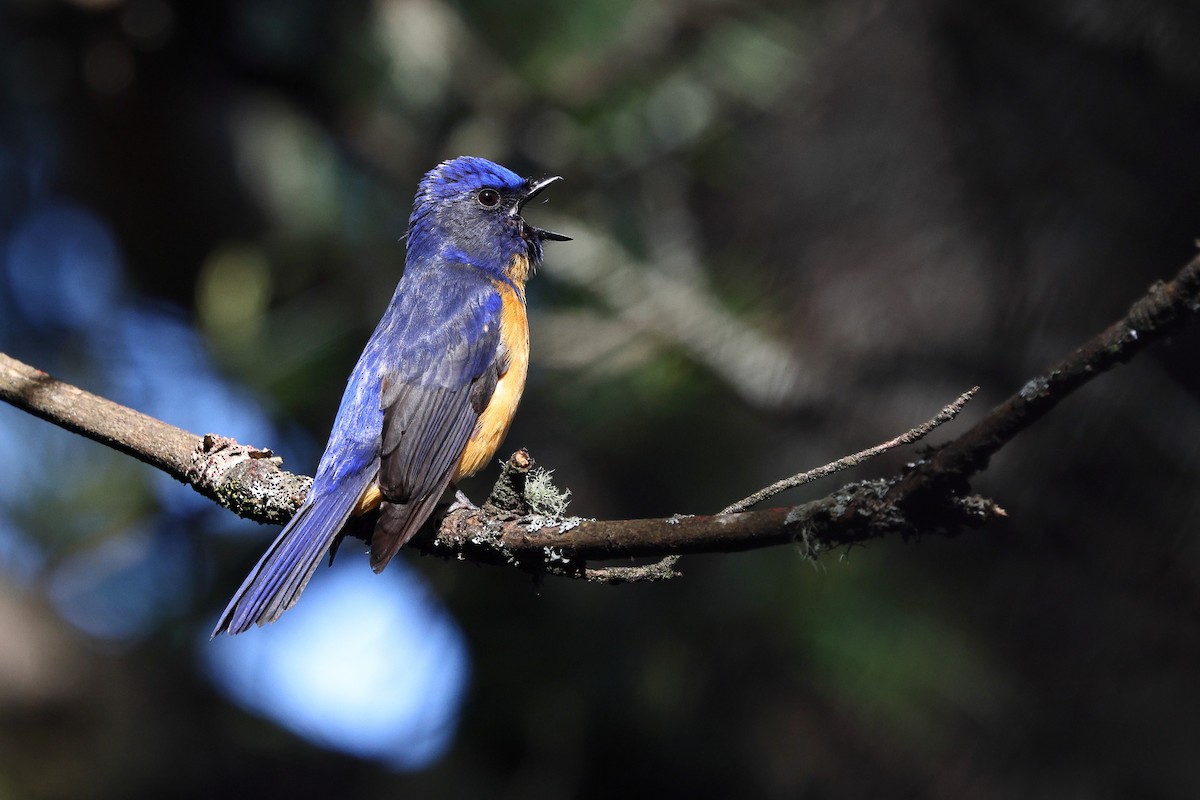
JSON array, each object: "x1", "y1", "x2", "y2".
[{"x1": 504, "y1": 253, "x2": 531, "y2": 295}]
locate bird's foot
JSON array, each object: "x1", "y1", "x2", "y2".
[{"x1": 447, "y1": 489, "x2": 478, "y2": 514}]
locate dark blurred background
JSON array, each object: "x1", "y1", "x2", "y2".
[{"x1": 2, "y1": 0, "x2": 1200, "y2": 797}]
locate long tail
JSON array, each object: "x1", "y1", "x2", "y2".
[{"x1": 212, "y1": 467, "x2": 376, "y2": 636}]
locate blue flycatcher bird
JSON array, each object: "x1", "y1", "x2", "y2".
[{"x1": 213, "y1": 156, "x2": 567, "y2": 636}]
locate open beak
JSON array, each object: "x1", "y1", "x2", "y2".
[{"x1": 518, "y1": 175, "x2": 571, "y2": 242}]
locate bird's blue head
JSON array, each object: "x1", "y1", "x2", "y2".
[{"x1": 406, "y1": 156, "x2": 569, "y2": 283}]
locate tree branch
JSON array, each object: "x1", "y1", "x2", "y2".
[
  {"x1": 884, "y1": 248, "x2": 1200, "y2": 512},
  {"x1": 0, "y1": 355, "x2": 311, "y2": 526},
  {"x1": 2, "y1": 249, "x2": 1198, "y2": 582}
]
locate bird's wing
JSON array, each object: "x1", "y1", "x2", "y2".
[{"x1": 368, "y1": 267, "x2": 504, "y2": 570}]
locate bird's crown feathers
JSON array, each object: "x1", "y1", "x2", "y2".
[{"x1": 416, "y1": 156, "x2": 526, "y2": 204}]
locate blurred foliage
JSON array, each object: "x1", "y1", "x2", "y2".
[{"x1": 3, "y1": 0, "x2": 1200, "y2": 797}]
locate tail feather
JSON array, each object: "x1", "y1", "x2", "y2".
[{"x1": 212, "y1": 467, "x2": 376, "y2": 636}]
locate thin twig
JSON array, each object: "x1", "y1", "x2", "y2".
[
  {"x1": 720, "y1": 387, "x2": 980, "y2": 514},
  {"x1": 584, "y1": 555, "x2": 681, "y2": 583}
]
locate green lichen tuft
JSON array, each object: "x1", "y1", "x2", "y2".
[{"x1": 524, "y1": 467, "x2": 571, "y2": 517}]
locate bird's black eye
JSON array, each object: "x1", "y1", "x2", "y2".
[{"x1": 477, "y1": 188, "x2": 501, "y2": 208}]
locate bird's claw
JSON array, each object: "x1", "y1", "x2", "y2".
[{"x1": 447, "y1": 489, "x2": 478, "y2": 514}]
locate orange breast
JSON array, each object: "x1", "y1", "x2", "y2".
[{"x1": 454, "y1": 277, "x2": 529, "y2": 480}]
